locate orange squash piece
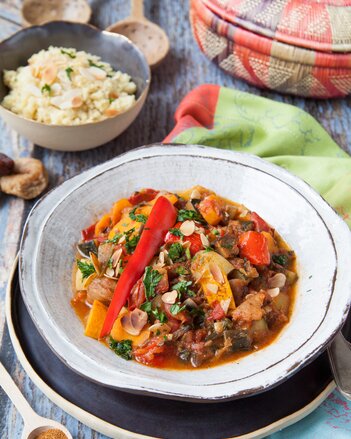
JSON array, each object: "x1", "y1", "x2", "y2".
[
  {"x1": 262, "y1": 231, "x2": 278, "y2": 253},
  {"x1": 111, "y1": 198, "x2": 132, "y2": 225},
  {"x1": 110, "y1": 307, "x2": 150, "y2": 346},
  {"x1": 198, "y1": 195, "x2": 223, "y2": 226},
  {"x1": 95, "y1": 214, "x2": 111, "y2": 236},
  {"x1": 85, "y1": 300, "x2": 107, "y2": 339}
]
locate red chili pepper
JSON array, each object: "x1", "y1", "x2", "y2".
[
  {"x1": 128, "y1": 188, "x2": 159, "y2": 205},
  {"x1": 100, "y1": 196, "x2": 177, "y2": 337},
  {"x1": 164, "y1": 222, "x2": 203, "y2": 256},
  {"x1": 81, "y1": 223, "x2": 96, "y2": 241},
  {"x1": 238, "y1": 231, "x2": 270, "y2": 266},
  {"x1": 251, "y1": 212, "x2": 270, "y2": 233}
]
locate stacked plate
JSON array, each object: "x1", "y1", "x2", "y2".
[{"x1": 10, "y1": 144, "x2": 351, "y2": 438}]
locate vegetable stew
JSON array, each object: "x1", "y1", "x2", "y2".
[{"x1": 72, "y1": 186, "x2": 297, "y2": 369}]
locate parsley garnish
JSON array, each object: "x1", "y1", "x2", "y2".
[
  {"x1": 76, "y1": 259, "x2": 95, "y2": 279},
  {"x1": 140, "y1": 301, "x2": 152, "y2": 313},
  {"x1": 104, "y1": 233, "x2": 122, "y2": 244},
  {"x1": 141, "y1": 301, "x2": 168, "y2": 323},
  {"x1": 143, "y1": 266, "x2": 162, "y2": 300},
  {"x1": 107, "y1": 258, "x2": 113, "y2": 269},
  {"x1": 88, "y1": 59, "x2": 105, "y2": 69},
  {"x1": 168, "y1": 242, "x2": 184, "y2": 262},
  {"x1": 109, "y1": 97, "x2": 115, "y2": 103},
  {"x1": 172, "y1": 280, "x2": 192, "y2": 295},
  {"x1": 104, "y1": 228, "x2": 139, "y2": 253},
  {"x1": 65, "y1": 67, "x2": 73, "y2": 80},
  {"x1": 41, "y1": 84, "x2": 51, "y2": 94},
  {"x1": 204, "y1": 246, "x2": 213, "y2": 252},
  {"x1": 175, "y1": 266, "x2": 189, "y2": 275},
  {"x1": 61, "y1": 49, "x2": 76, "y2": 58},
  {"x1": 109, "y1": 338, "x2": 132, "y2": 360},
  {"x1": 272, "y1": 254, "x2": 289, "y2": 266},
  {"x1": 125, "y1": 232, "x2": 140, "y2": 254},
  {"x1": 212, "y1": 229, "x2": 220, "y2": 236},
  {"x1": 129, "y1": 207, "x2": 147, "y2": 224},
  {"x1": 169, "y1": 228, "x2": 183, "y2": 237},
  {"x1": 170, "y1": 303, "x2": 186, "y2": 315},
  {"x1": 177, "y1": 209, "x2": 204, "y2": 223},
  {"x1": 152, "y1": 308, "x2": 168, "y2": 323}
]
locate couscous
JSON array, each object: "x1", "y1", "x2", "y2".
[{"x1": 1, "y1": 46, "x2": 137, "y2": 125}]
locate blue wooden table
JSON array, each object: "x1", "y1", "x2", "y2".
[{"x1": 0, "y1": 1, "x2": 350, "y2": 438}]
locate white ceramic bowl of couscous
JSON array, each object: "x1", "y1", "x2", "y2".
[{"x1": 0, "y1": 22, "x2": 150, "y2": 151}]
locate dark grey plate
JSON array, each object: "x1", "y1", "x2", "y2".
[{"x1": 9, "y1": 263, "x2": 350, "y2": 439}]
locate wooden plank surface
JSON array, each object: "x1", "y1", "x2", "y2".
[{"x1": 0, "y1": 1, "x2": 350, "y2": 438}]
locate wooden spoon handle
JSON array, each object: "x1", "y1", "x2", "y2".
[
  {"x1": 0, "y1": 362, "x2": 36, "y2": 424},
  {"x1": 131, "y1": 0, "x2": 144, "y2": 20}
]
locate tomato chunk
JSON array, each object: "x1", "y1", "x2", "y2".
[
  {"x1": 251, "y1": 212, "x2": 270, "y2": 233},
  {"x1": 81, "y1": 223, "x2": 96, "y2": 241},
  {"x1": 238, "y1": 231, "x2": 270, "y2": 265},
  {"x1": 133, "y1": 337, "x2": 166, "y2": 366},
  {"x1": 207, "y1": 302, "x2": 226, "y2": 321},
  {"x1": 128, "y1": 188, "x2": 159, "y2": 205},
  {"x1": 164, "y1": 222, "x2": 203, "y2": 256},
  {"x1": 128, "y1": 278, "x2": 145, "y2": 311}
]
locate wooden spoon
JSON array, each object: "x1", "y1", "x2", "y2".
[
  {"x1": 0, "y1": 362, "x2": 72, "y2": 439},
  {"x1": 21, "y1": 0, "x2": 91, "y2": 27},
  {"x1": 107, "y1": 0, "x2": 169, "y2": 68}
]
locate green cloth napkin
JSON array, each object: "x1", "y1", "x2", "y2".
[
  {"x1": 164, "y1": 84, "x2": 351, "y2": 438},
  {"x1": 164, "y1": 84, "x2": 351, "y2": 228}
]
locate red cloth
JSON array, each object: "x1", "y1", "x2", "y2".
[{"x1": 163, "y1": 84, "x2": 220, "y2": 143}]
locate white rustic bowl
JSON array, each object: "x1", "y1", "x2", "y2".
[
  {"x1": 0, "y1": 22, "x2": 150, "y2": 151},
  {"x1": 19, "y1": 144, "x2": 351, "y2": 401}
]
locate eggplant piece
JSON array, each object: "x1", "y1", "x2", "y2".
[
  {"x1": 77, "y1": 240, "x2": 98, "y2": 258},
  {"x1": 223, "y1": 329, "x2": 252, "y2": 352},
  {"x1": 178, "y1": 349, "x2": 191, "y2": 362}
]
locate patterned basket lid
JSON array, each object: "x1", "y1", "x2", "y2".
[
  {"x1": 203, "y1": 0, "x2": 351, "y2": 52},
  {"x1": 190, "y1": 0, "x2": 351, "y2": 98}
]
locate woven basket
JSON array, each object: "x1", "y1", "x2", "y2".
[{"x1": 190, "y1": 0, "x2": 351, "y2": 98}]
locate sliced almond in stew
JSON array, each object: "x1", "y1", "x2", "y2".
[
  {"x1": 118, "y1": 235, "x2": 126, "y2": 244},
  {"x1": 267, "y1": 287, "x2": 280, "y2": 298},
  {"x1": 105, "y1": 267, "x2": 116, "y2": 278},
  {"x1": 111, "y1": 248, "x2": 123, "y2": 268},
  {"x1": 268, "y1": 273, "x2": 286, "y2": 289},
  {"x1": 121, "y1": 308, "x2": 148, "y2": 336},
  {"x1": 89, "y1": 252, "x2": 101, "y2": 276},
  {"x1": 220, "y1": 298, "x2": 231, "y2": 314},
  {"x1": 200, "y1": 233, "x2": 209, "y2": 247},
  {"x1": 180, "y1": 220, "x2": 195, "y2": 236},
  {"x1": 206, "y1": 283, "x2": 218, "y2": 294},
  {"x1": 149, "y1": 322, "x2": 171, "y2": 334},
  {"x1": 209, "y1": 262, "x2": 225, "y2": 284},
  {"x1": 162, "y1": 290, "x2": 178, "y2": 304}
]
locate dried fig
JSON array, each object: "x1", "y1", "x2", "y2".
[
  {"x1": 0, "y1": 153, "x2": 14, "y2": 176},
  {"x1": 0, "y1": 158, "x2": 48, "y2": 200}
]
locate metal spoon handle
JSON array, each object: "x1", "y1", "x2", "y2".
[
  {"x1": 328, "y1": 332, "x2": 351, "y2": 400},
  {"x1": 0, "y1": 362, "x2": 38, "y2": 424}
]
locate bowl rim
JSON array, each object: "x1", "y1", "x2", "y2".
[
  {"x1": 0, "y1": 20, "x2": 151, "y2": 128},
  {"x1": 18, "y1": 144, "x2": 351, "y2": 401},
  {"x1": 21, "y1": 0, "x2": 92, "y2": 27}
]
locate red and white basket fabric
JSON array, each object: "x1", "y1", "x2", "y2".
[{"x1": 190, "y1": 0, "x2": 351, "y2": 98}]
